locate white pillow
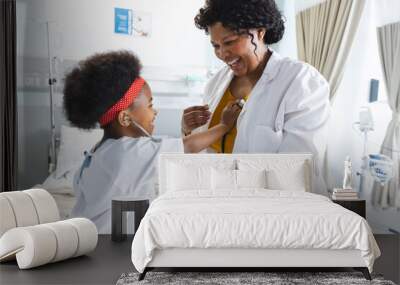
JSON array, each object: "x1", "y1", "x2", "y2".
[
  {"x1": 237, "y1": 158, "x2": 310, "y2": 192},
  {"x1": 236, "y1": 169, "x2": 268, "y2": 189},
  {"x1": 211, "y1": 168, "x2": 236, "y2": 190},
  {"x1": 167, "y1": 163, "x2": 211, "y2": 192},
  {"x1": 266, "y1": 169, "x2": 307, "y2": 191},
  {"x1": 211, "y1": 169, "x2": 268, "y2": 191},
  {"x1": 55, "y1": 125, "x2": 103, "y2": 179}
]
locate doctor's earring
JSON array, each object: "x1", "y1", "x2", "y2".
[{"x1": 258, "y1": 29, "x2": 266, "y2": 41}]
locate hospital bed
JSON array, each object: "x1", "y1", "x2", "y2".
[{"x1": 35, "y1": 125, "x2": 103, "y2": 219}]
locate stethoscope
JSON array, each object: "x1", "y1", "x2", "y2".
[
  {"x1": 130, "y1": 119, "x2": 162, "y2": 143},
  {"x1": 221, "y1": 99, "x2": 245, "y2": 153},
  {"x1": 78, "y1": 98, "x2": 244, "y2": 180}
]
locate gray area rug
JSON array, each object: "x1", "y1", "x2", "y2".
[{"x1": 116, "y1": 272, "x2": 396, "y2": 285}]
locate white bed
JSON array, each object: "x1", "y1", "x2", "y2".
[{"x1": 131, "y1": 153, "x2": 380, "y2": 280}]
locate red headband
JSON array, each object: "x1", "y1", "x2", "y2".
[{"x1": 98, "y1": 77, "x2": 145, "y2": 127}]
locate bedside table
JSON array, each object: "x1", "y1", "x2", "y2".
[
  {"x1": 332, "y1": 199, "x2": 366, "y2": 218},
  {"x1": 111, "y1": 197, "x2": 149, "y2": 242}
]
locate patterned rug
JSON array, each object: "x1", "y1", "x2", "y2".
[{"x1": 116, "y1": 271, "x2": 396, "y2": 285}]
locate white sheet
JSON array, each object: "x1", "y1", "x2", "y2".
[
  {"x1": 131, "y1": 190, "x2": 380, "y2": 273},
  {"x1": 35, "y1": 171, "x2": 76, "y2": 220},
  {"x1": 40, "y1": 171, "x2": 76, "y2": 195},
  {"x1": 51, "y1": 193, "x2": 76, "y2": 220}
]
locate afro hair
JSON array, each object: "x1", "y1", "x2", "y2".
[
  {"x1": 63, "y1": 50, "x2": 142, "y2": 130},
  {"x1": 194, "y1": 0, "x2": 285, "y2": 45}
]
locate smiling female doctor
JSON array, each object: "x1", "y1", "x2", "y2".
[{"x1": 182, "y1": 0, "x2": 331, "y2": 195}]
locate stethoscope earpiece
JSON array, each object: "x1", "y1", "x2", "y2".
[{"x1": 130, "y1": 118, "x2": 162, "y2": 142}]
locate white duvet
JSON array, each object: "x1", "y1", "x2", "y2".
[{"x1": 131, "y1": 190, "x2": 380, "y2": 273}]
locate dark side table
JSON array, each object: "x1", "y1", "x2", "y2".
[
  {"x1": 332, "y1": 199, "x2": 366, "y2": 218},
  {"x1": 111, "y1": 197, "x2": 149, "y2": 242}
]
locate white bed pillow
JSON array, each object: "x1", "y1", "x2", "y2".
[
  {"x1": 211, "y1": 169, "x2": 268, "y2": 191},
  {"x1": 236, "y1": 169, "x2": 268, "y2": 189},
  {"x1": 167, "y1": 163, "x2": 212, "y2": 192},
  {"x1": 237, "y1": 158, "x2": 310, "y2": 192},
  {"x1": 266, "y1": 169, "x2": 307, "y2": 191},
  {"x1": 55, "y1": 125, "x2": 103, "y2": 179},
  {"x1": 211, "y1": 168, "x2": 236, "y2": 190}
]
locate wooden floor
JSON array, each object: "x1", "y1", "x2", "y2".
[{"x1": 0, "y1": 234, "x2": 398, "y2": 285}]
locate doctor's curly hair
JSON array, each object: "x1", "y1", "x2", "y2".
[
  {"x1": 63, "y1": 50, "x2": 142, "y2": 130},
  {"x1": 195, "y1": 0, "x2": 285, "y2": 46}
]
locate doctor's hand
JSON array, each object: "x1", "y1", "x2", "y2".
[
  {"x1": 181, "y1": 105, "x2": 211, "y2": 135},
  {"x1": 221, "y1": 101, "x2": 242, "y2": 131}
]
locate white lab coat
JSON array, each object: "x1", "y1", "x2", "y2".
[
  {"x1": 71, "y1": 136, "x2": 183, "y2": 234},
  {"x1": 197, "y1": 50, "x2": 330, "y2": 195}
]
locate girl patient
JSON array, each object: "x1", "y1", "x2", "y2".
[{"x1": 63, "y1": 51, "x2": 241, "y2": 233}]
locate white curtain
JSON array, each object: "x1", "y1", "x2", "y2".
[
  {"x1": 296, "y1": 0, "x2": 365, "y2": 189},
  {"x1": 296, "y1": 0, "x2": 365, "y2": 101},
  {"x1": 372, "y1": 21, "x2": 400, "y2": 209}
]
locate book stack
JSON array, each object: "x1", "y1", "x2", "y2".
[{"x1": 332, "y1": 188, "x2": 359, "y2": 200}]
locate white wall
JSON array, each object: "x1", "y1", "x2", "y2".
[
  {"x1": 295, "y1": 0, "x2": 327, "y2": 13},
  {"x1": 272, "y1": 0, "x2": 298, "y2": 59},
  {"x1": 18, "y1": 0, "x2": 209, "y2": 67}
]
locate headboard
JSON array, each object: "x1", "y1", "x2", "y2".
[{"x1": 158, "y1": 153, "x2": 314, "y2": 194}]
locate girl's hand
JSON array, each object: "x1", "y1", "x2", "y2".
[
  {"x1": 181, "y1": 105, "x2": 211, "y2": 134},
  {"x1": 221, "y1": 101, "x2": 242, "y2": 130}
]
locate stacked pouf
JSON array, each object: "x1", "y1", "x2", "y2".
[{"x1": 0, "y1": 189, "x2": 97, "y2": 269}]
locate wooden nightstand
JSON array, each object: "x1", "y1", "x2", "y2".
[{"x1": 332, "y1": 199, "x2": 366, "y2": 218}]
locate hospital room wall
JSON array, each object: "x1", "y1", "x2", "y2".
[
  {"x1": 16, "y1": 0, "x2": 209, "y2": 65},
  {"x1": 16, "y1": 0, "x2": 209, "y2": 189},
  {"x1": 319, "y1": 0, "x2": 400, "y2": 232}
]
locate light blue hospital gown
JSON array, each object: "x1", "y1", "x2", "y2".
[{"x1": 71, "y1": 136, "x2": 183, "y2": 234}]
